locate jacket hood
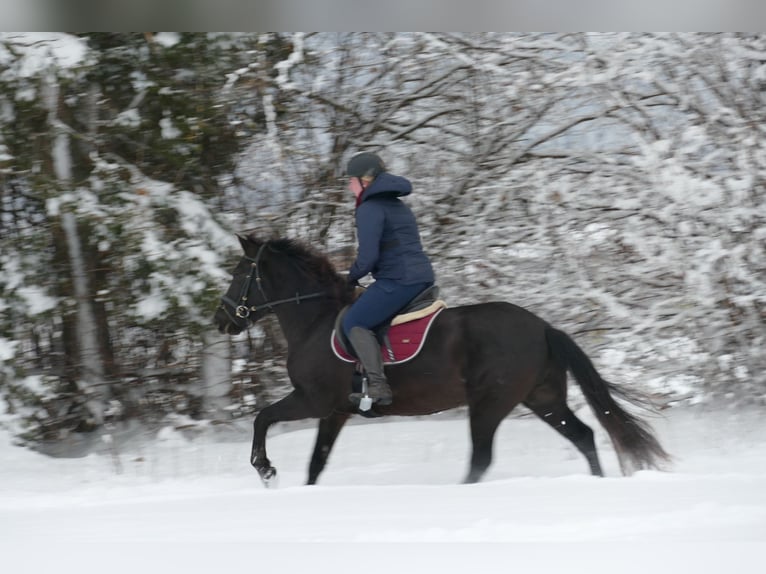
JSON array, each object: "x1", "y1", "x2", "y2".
[{"x1": 361, "y1": 172, "x2": 412, "y2": 201}]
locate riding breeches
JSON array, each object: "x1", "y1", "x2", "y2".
[{"x1": 341, "y1": 278, "x2": 433, "y2": 337}]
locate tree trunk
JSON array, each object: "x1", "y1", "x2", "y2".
[
  {"x1": 200, "y1": 331, "x2": 232, "y2": 421},
  {"x1": 45, "y1": 71, "x2": 108, "y2": 426}
]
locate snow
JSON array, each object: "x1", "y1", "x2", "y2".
[
  {"x1": 153, "y1": 33, "x2": 181, "y2": 49},
  {"x1": 0, "y1": 142, "x2": 11, "y2": 163},
  {"x1": 14, "y1": 375, "x2": 48, "y2": 396},
  {"x1": 0, "y1": 33, "x2": 88, "y2": 79},
  {"x1": 134, "y1": 284, "x2": 169, "y2": 320},
  {"x1": 114, "y1": 108, "x2": 141, "y2": 128},
  {"x1": 274, "y1": 32, "x2": 304, "y2": 90},
  {"x1": 159, "y1": 115, "x2": 182, "y2": 139},
  {"x1": 1, "y1": 406, "x2": 764, "y2": 572},
  {"x1": 14, "y1": 285, "x2": 57, "y2": 315},
  {"x1": 0, "y1": 338, "x2": 16, "y2": 361}
]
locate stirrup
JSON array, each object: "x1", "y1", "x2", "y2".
[
  {"x1": 349, "y1": 376, "x2": 392, "y2": 411},
  {"x1": 349, "y1": 392, "x2": 375, "y2": 412}
]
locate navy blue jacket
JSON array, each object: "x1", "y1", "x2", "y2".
[{"x1": 348, "y1": 173, "x2": 435, "y2": 285}]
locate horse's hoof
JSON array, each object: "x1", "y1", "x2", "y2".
[{"x1": 258, "y1": 466, "x2": 278, "y2": 487}]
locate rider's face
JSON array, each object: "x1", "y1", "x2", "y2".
[{"x1": 348, "y1": 177, "x2": 365, "y2": 198}]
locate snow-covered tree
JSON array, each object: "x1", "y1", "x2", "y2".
[
  {"x1": 0, "y1": 33, "x2": 286, "y2": 445},
  {"x1": 229, "y1": 32, "x2": 765, "y2": 405}
]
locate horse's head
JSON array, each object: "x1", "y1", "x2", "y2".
[
  {"x1": 214, "y1": 235, "x2": 275, "y2": 335},
  {"x1": 214, "y1": 234, "x2": 353, "y2": 335}
]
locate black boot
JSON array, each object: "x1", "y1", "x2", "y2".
[{"x1": 347, "y1": 326, "x2": 393, "y2": 406}]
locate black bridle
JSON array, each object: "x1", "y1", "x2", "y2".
[{"x1": 220, "y1": 242, "x2": 325, "y2": 326}]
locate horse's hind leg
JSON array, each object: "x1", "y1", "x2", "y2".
[
  {"x1": 524, "y1": 375, "x2": 603, "y2": 476},
  {"x1": 307, "y1": 411, "x2": 349, "y2": 485}
]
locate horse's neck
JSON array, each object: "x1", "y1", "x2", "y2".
[{"x1": 273, "y1": 301, "x2": 336, "y2": 348}]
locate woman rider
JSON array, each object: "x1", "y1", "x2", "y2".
[{"x1": 342, "y1": 152, "x2": 435, "y2": 406}]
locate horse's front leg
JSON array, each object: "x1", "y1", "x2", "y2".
[{"x1": 250, "y1": 390, "x2": 317, "y2": 487}]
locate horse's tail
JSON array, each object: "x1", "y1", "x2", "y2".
[{"x1": 545, "y1": 326, "x2": 670, "y2": 474}]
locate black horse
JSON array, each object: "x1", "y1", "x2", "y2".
[{"x1": 214, "y1": 235, "x2": 668, "y2": 486}]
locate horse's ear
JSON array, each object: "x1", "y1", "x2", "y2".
[{"x1": 236, "y1": 234, "x2": 249, "y2": 252}]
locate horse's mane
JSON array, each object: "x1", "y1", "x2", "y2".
[{"x1": 248, "y1": 235, "x2": 354, "y2": 305}]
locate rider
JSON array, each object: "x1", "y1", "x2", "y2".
[{"x1": 342, "y1": 151, "x2": 435, "y2": 406}]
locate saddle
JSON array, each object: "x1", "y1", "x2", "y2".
[{"x1": 331, "y1": 285, "x2": 446, "y2": 365}]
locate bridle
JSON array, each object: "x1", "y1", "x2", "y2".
[{"x1": 219, "y1": 242, "x2": 325, "y2": 326}]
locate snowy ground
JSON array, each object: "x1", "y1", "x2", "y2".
[{"x1": 2, "y1": 405, "x2": 765, "y2": 573}]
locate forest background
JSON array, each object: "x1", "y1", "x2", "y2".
[{"x1": 0, "y1": 32, "x2": 763, "y2": 453}]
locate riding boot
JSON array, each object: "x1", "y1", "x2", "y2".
[{"x1": 347, "y1": 326, "x2": 393, "y2": 406}]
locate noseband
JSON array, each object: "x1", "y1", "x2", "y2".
[{"x1": 220, "y1": 242, "x2": 324, "y2": 325}]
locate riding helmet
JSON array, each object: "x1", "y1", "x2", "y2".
[{"x1": 346, "y1": 152, "x2": 386, "y2": 179}]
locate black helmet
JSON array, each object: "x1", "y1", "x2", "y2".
[{"x1": 346, "y1": 152, "x2": 385, "y2": 179}]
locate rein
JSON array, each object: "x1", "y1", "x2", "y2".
[{"x1": 220, "y1": 242, "x2": 325, "y2": 322}]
